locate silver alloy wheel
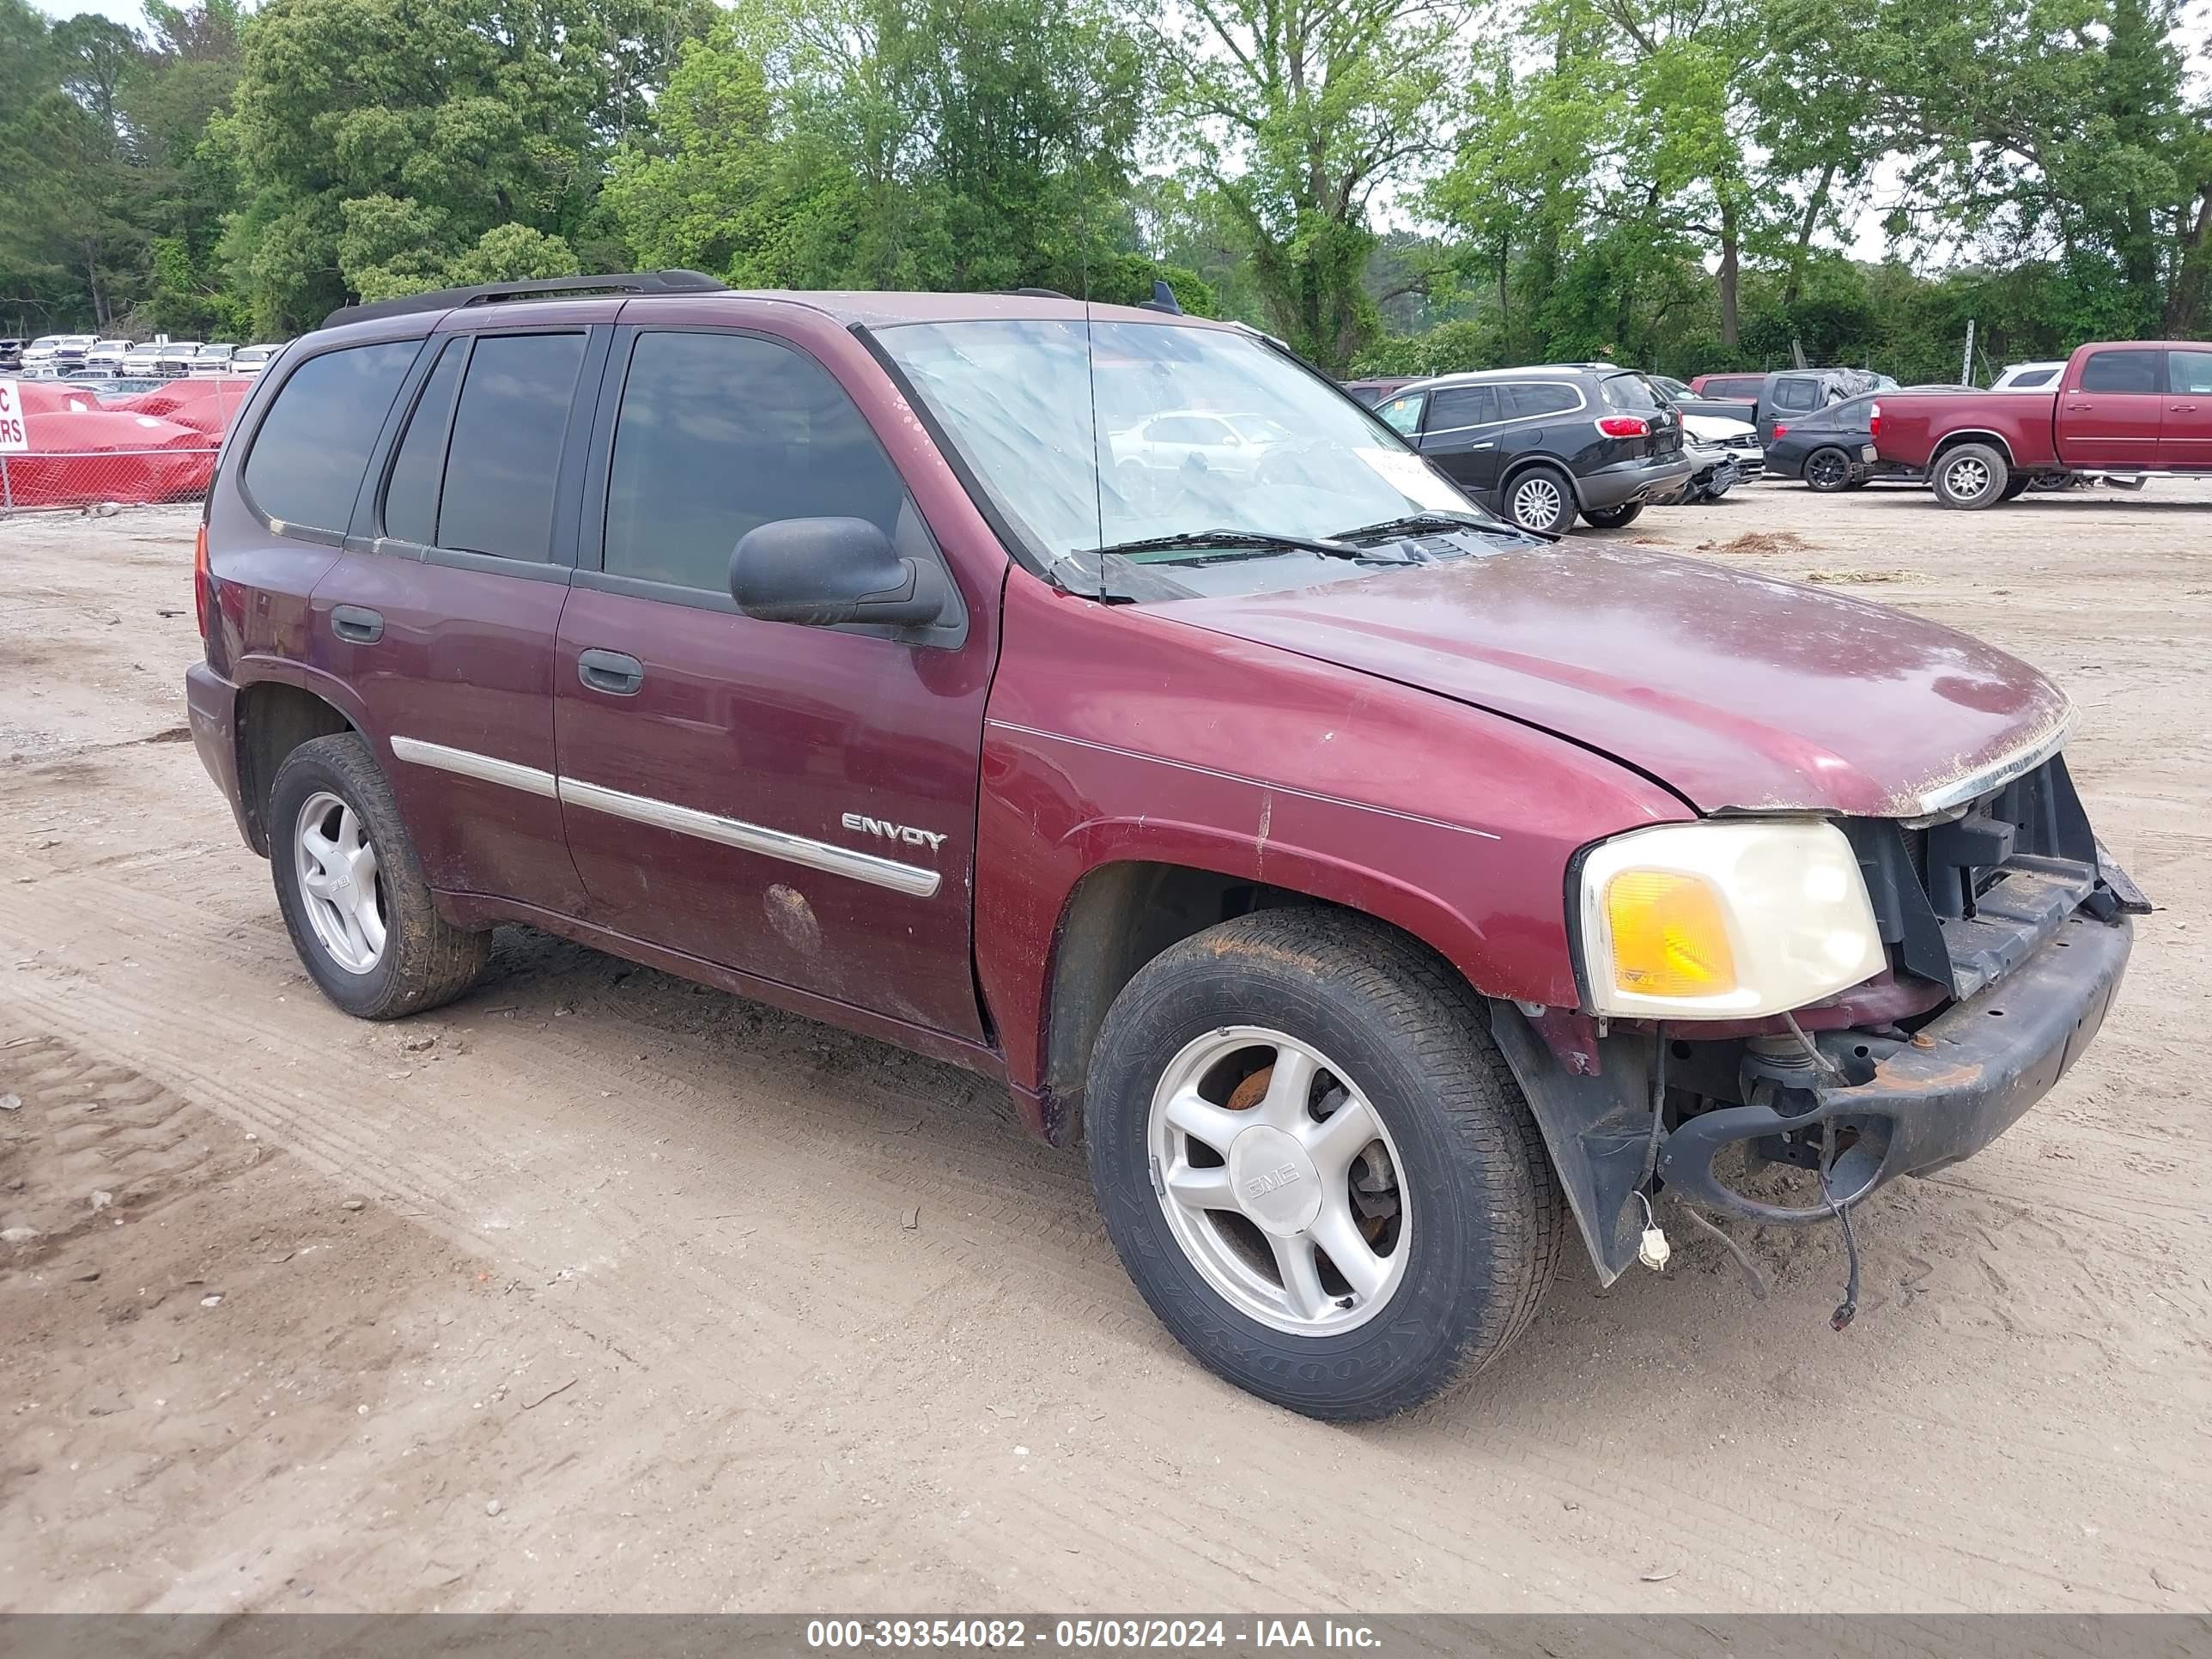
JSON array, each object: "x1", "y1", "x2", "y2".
[
  {"x1": 1146, "y1": 1026, "x2": 1412, "y2": 1336},
  {"x1": 1510, "y1": 475, "x2": 1564, "y2": 529},
  {"x1": 1944, "y1": 454, "x2": 1992, "y2": 500},
  {"x1": 294, "y1": 789, "x2": 386, "y2": 974}
]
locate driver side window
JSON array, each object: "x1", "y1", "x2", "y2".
[
  {"x1": 1375, "y1": 392, "x2": 1425, "y2": 436},
  {"x1": 602, "y1": 331, "x2": 911, "y2": 592}
]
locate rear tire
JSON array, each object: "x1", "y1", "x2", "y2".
[
  {"x1": 270, "y1": 733, "x2": 491, "y2": 1019},
  {"x1": 1084, "y1": 910, "x2": 1564, "y2": 1420},
  {"x1": 1802, "y1": 446, "x2": 1854, "y2": 493},
  {"x1": 1583, "y1": 501, "x2": 1643, "y2": 529},
  {"x1": 1932, "y1": 441, "x2": 2009, "y2": 509},
  {"x1": 1503, "y1": 465, "x2": 1577, "y2": 534},
  {"x1": 1999, "y1": 474, "x2": 2033, "y2": 501}
]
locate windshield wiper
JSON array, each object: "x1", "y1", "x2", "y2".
[
  {"x1": 1327, "y1": 510, "x2": 1518, "y2": 543},
  {"x1": 1085, "y1": 527, "x2": 1367, "y2": 562}
]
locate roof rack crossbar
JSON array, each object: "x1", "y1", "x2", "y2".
[{"x1": 322, "y1": 269, "x2": 728, "y2": 331}]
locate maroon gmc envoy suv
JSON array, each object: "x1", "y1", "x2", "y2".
[{"x1": 185, "y1": 271, "x2": 2144, "y2": 1419}]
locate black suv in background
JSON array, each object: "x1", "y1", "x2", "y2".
[{"x1": 1371, "y1": 366, "x2": 1692, "y2": 532}]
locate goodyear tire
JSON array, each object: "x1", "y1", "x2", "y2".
[
  {"x1": 1084, "y1": 910, "x2": 1564, "y2": 1420},
  {"x1": 269, "y1": 733, "x2": 492, "y2": 1020}
]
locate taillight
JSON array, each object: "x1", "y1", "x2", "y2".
[
  {"x1": 1868, "y1": 400, "x2": 1882, "y2": 440},
  {"x1": 193, "y1": 522, "x2": 210, "y2": 641},
  {"x1": 1595, "y1": 415, "x2": 1650, "y2": 438},
  {"x1": 1771, "y1": 423, "x2": 1789, "y2": 438}
]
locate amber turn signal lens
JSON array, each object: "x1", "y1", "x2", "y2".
[{"x1": 1605, "y1": 871, "x2": 1738, "y2": 998}]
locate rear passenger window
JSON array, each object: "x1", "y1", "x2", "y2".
[
  {"x1": 1771, "y1": 378, "x2": 1819, "y2": 412},
  {"x1": 242, "y1": 340, "x2": 418, "y2": 534},
  {"x1": 436, "y1": 332, "x2": 586, "y2": 560},
  {"x1": 602, "y1": 331, "x2": 911, "y2": 592},
  {"x1": 2012, "y1": 368, "x2": 2057, "y2": 389},
  {"x1": 2080, "y1": 350, "x2": 2160, "y2": 394},
  {"x1": 1425, "y1": 386, "x2": 1497, "y2": 428},
  {"x1": 2166, "y1": 350, "x2": 2212, "y2": 395},
  {"x1": 381, "y1": 337, "x2": 465, "y2": 544}
]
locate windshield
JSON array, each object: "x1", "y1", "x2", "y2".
[{"x1": 876, "y1": 318, "x2": 1508, "y2": 598}]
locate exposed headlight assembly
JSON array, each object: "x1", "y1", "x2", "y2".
[{"x1": 1577, "y1": 820, "x2": 1885, "y2": 1019}]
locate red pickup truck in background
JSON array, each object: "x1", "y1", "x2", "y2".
[{"x1": 1873, "y1": 340, "x2": 2212, "y2": 507}]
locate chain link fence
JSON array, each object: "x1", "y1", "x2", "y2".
[{"x1": 0, "y1": 377, "x2": 251, "y2": 516}]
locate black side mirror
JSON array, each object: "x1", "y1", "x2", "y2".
[{"x1": 728, "y1": 517, "x2": 944, "y2": 629}]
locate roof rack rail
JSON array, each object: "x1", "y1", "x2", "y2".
[
  {"x1": 322, "y1": 269, "x2": 728, "y2": 331},
  {"x1": 1007, "y1": 286, "x2": 1073, "y2": 300}
]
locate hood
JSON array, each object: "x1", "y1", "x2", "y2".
[
  {"x1": 1157, "y1": 544, "x2": 2071, "y2": 817},
  {"x1": 1682, "y1": 413, "x2": 1754, "y2": 441}
]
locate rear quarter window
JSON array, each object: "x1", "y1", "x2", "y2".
[
  {"x1": 1599, "y1": 374, "x2": 1663, "y2": 411},
  {"x1": 241, "y1": 340, "x2": 420, "y2": 534},
  {"x1": 1501, "y1": 382, "x2": 1582, "y2": 419},
  {"x1": 1771, "y1": 377, "x2": 1821, "y2": 412}
]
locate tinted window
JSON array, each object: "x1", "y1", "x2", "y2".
[
  {"x1": 1600, "y1": 373, "x2": 1663, "y2": 411},
  {"x1": 242, "y1": 341, "x2": 418, "y2": 533},
  {"x1": 2009, "y1": 368, "x2": 2057, "y2": 388},
  {"x1": 603, "y1": 331, "x2": 910, "y2": 592},
  {"x1": 2166, "y1": 350, "x2": 2212, "y2": 396},
  {"x1": 381, "y1": 337, "x2": 465, "y2": 544},
  {"x1": 1771, "y1": 377, "x2": 1820, "y2": 412},
  {"x1": 1707, "y1": 375, "x2": 1764, "y2": 398},
  {"x1": 1500, "y1": 381, "x2": 1581, "y2": 419},
  {"x1": 2080, "y1": 349, "x2": 2160, "y2": 394},
  {"x1": 436, "y1": 332, "x2": 586, "y2": 560},
  {"x1": 1374, "y1": 392, "x2": 1425, "y2": 435},
  {"x1": 1426, "y1": 385, "x2": 1498, "y2": 428}
]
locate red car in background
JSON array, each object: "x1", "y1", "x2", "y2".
[{"x1": 1871, "y1": 341, "x2": 2212, "y2": 507}]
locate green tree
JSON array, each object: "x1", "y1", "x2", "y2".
[
  {"x1": 606, "y1": 0, "x2": 1151, "y2": 296},
  {"x1": 1151, "y1": 0, "x2": 1476, "y2": 374},
  {"x1": 227, "y1": 0, "x2": 711, "y2": 331}
]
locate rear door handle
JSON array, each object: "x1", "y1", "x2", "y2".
[
  {"x1": 331, "y1": 605, "x2": 383, "y2": 644},
  {"x1": 577, "y1": 648, "x2": 645, "y2": 696},
  {"x1": 2171, "y1": 403, "x2": 2199, "y2": 411}
]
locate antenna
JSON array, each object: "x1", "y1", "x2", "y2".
[{"x1": 1079, "y1": 204, "x2": 1107, "y2": 603}]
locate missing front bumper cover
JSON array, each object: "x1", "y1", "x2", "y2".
[{"x1": 1655, "y1": 908, "x2": 2131, "y2": 1224}]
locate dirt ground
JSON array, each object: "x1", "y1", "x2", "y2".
[{"x1": 0, "y1": 479, "x2": 2207, "y2": 1617}]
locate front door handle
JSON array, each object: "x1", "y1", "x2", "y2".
[
  {"x1": 331, "y1": 605, "x2": 383, "y2": 644},
  {"x1": 577, "y1": 648, "x2": 645, "y2": 696},
  {"x1": 2171, "y1": 403, "x2": 2199, "y2": 411}
]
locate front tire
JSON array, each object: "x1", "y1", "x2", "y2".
[
  {"x1": 270, "y1": 733, "x2": 491, "y2": 1019},
  {"x1": 1084, "y1": 911, "x2": 1564, "y2": 1420},
  {"x1": 1932, "y1": 441, "x2": 2009, "y2": 509},
  {"x1": 1503, "y1": 465, "x2": 1577, "y2": 534}
]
